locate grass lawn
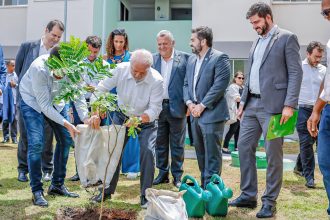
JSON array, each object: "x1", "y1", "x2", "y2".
[{"x1": 0, "y1": 142, "x2": 328, "y2": 220}]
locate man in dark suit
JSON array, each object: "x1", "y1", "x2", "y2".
[
  {"x1": 183, "y1": 26, "x2": 230, "y2": 189},
  {"x1": 152, "y1": 30, "x2": 189, "y2": 188},
  {"x1": 229, "y1": 3, "x2": 303, "y2": 218},
  {"x1": 15, "y1": 20, "x2": 64, "y2": 182}
]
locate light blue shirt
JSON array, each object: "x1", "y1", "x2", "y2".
[
  {"x1": 249, "y1": 25, "x2": 277, "y2": 94},
  {"x1": 19, "y1": 54, "x2": 88, "y2": 126}
]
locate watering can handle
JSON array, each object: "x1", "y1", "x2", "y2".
[
  {"x1": 210, "y1": 174, "x2": 224, "y2": 187},
  {"x1": 182, "y1": 175, "x2": 202, "y2": 193}
]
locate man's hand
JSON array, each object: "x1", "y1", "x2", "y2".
[
  {"x1": 0, "y1": 89, "x2": 2, "y2": 96},
  {"x1": 187, "y1": 103, "x2": 196, "y2": 115},
  {"x1": 84, "y1": 115, "x2": 101, "y2": 129},
  {"x1": 192, "y1": 104, "x2": 205, "y2": 118},
  {"x1": 140, "y1": 113, "x2": 150, "y2": 123},
  {"x1": 64, "y1": 121, "x2": 80, "y2": 139},
  {"x1": 280, "y1": 106, "x2": 294, "y2": 125},
  {"x1": 237, "y1": 104, "x2": 244, "y2": 120},
  {"x1": 307, "y1": 112, "x2": 321, "y2": 137},
  {"x1": 10, "y1": 80, "x2": 16, "y2": 88}
]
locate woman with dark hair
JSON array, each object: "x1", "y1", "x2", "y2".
[
  {"x1": 104, "y1": 28, "x2": 130, "y2": 64},
  {"x1": 222, "y1": 71, "x2": 244, "y2": 154},
  {"x1": 105, "y1": 29, "x2": 140, "y2": 180}
]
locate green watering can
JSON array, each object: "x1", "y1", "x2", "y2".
[
  {"x1": 205, "y1": 174, "x2": 233, "y2": 216},
  {"x1": 179, "y1": 175, "x2": 212, "y2": 218}
]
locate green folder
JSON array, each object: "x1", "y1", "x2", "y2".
[{"x1": 266, "y1": 111, "x2": 298, "y2": 140}]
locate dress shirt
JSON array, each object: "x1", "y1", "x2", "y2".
[
  {"x1": 0, "y1": 72, "x2": 18, "y2": 104},
  {"x1": 160, "y1": 50, "x2": 174, "y2": 99},
  {"x1": 249, "y1": 25, "x2": 277, "y2": 94},
  {"x1": 82, "y1": 58, "x2": 109, "y2": 99},
  {"x1": 299, "y1": 59, "x2": 326, "y2": 105},
  {"x1": 320, "y1": 39, "x2": 330, "y2": 102},
  {"x1": 193, "y1": 49, "x2": 209, "y2": 101},
  {"x1": 39, "y1": 38, "x2": 52, "y2": 56},
  {"x1": 96, "y1": 62, "x2": 164, "y2": 122},
  {"x1": 19, "y1": 54, "x2": 88, "y2": 126}
]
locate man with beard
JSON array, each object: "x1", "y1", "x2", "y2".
[
  {"x1": 296, "y1": 42, "x2": 325, "y2": 189},
  {"x1": 308, "y1": 0, "x2": 330, "y2": 217},
  {"x1": 183, "y1": 26, "x2": 230, "y2": 189},
  {"x1": 229, "y1": 2, "x2": 303, "y2": 218}
]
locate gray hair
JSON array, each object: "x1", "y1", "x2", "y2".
[
  {"x1": 130, "y1": 49, "x2": 153, "y2": 66},
  {"x1": 156, "y1": 30, "x2": 175, "y2": 42}
]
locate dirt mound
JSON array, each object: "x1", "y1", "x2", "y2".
[{"x1": 56, "y1": 207, "x2": 137, "y2": 220}]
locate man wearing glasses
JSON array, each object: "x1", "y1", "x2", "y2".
[{"x1": 308, "y1": 0, "x2": 330, "y2": 217}]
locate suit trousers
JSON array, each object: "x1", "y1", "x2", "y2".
[
  {"x1": 17, "y1": 104, "x2": 54, "y2": 174},
  {"x1": 191, "y1": 116, "x2": 224, "y2": 188},
  {"x1": 296, "y1": 107, "x2": 316, "y2": 181},
  {"x1": 238, "y1": 97, "x2": 283, "y2": 206},
  {"x1": 102, "y1": 111, "x2": 157, "y2": 196},
  {"x1": 155, "y1": 102, "x2": 186, "y2": 180}
]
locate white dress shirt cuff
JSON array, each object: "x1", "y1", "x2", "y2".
[{"x1": 186, "y1": 100, "x2": 193, "y2": 106}]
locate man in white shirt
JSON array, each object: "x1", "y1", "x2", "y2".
[
  {"x1": 152, "y1": 30, "x2": 190, "y2": 188},
  {"x1": 91, "y1": 49, "x2": 163, "y2": 208},
  {"x1": 296, "y1": 42, "x2": 326, "y2": 189},
  {"x1": 19, "y1": 46, "x2": 96, "y2": 207},
  {"x1": 0, "y1": 60, "x2": 18, "y2": 144},
  {"x1": 15, "y1": 20, "x2": 64, "y2": 183},
  {"x1": 308, "y1": 0, "x2": 330, "y2": 216}
]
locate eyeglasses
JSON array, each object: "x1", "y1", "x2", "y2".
[
  {"x1": 236, "y1": 77, "x2": 244, "y2": 80},
  {"x1": 321, "y1": 8, "x2": 330, "y2": 17}
]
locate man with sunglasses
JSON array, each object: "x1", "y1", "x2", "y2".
[
  {"x1": 229, "y1": 2, "x2": 303, "y2": 218},
  {"x1": 308, "y1": 0, "x2": 330, "y2": 217}
]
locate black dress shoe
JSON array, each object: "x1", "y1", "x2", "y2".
[
  {"x1": 173, "y1": 178, "x2": 182, "y2": 188},
  {"x1": 305, "y1": 179, "x2": 316, "y2": 188},
  {"x1": 229, "y1": 196, "x2": 257, "y2": 208},
  {"x1": 153, "y1": 175, "x2": 169, "y2": 185},
  {"x1": 91, "y1": 190, "x2": 111, "y2": 203},
  {"x1": 47, "y1": 184, "x2": 79, "y2": 198},
  {"x1": 43, "y1": 172, "x2": 52, "y2": 182},
  {"x1": 256, "y1": 204, "x2": 276, "y2": 218},
  {"x1": 69, "y1": 173, "x2": 80, "y2": 181},
  {"x1": 32, "y1": 191, "x2": 48, "y2": 207},
  {"x1": 141, "y1": 195, "x2": 148, "y2": 209},
  {"x1": 18, "y1": 172, "x2": 28, "y2": 182}
]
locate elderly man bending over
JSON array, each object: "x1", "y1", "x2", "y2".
[{"x1": 91, "y1": 49, "x2": 163, "y2": 208}]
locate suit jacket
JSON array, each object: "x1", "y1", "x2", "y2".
[
  {"x1": 241, "y1": 27, "x2": 303, "y2": 114},
  {"x1": 15, "y1": 40, "x2": 41, "y2": 83},
  {"x1": 183, "y1": 48, "x2": 231, "y2": 124},
  {"x1": 153, "y1": 49, "x2": 190, "y2": 118}
]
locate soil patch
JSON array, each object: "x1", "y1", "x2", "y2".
[{"x1": 56, "y1": 207, "x2": 137, "y2": 220}]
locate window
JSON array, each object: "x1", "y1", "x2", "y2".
[
  {"x1": 272, "y1": 0, "x2": 321, "y2": 2},
  {"x1": 0, "y1": 0, "x2": 27, "y2": 6}
]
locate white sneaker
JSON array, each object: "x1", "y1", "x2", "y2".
[{"x1": 127, "y1": 172, "x2": 138, "y2": 179}]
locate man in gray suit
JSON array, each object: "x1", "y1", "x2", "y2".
[
  {"x1": 229, "y1": 3, "x2": 303, "y2": 218},
  {"x1": 152, "y1": 30, "x2": 189, "y2": 188},
  {"x1": 15, "y1": 20, "x2": 64, "y2": 182},
  {"x1": 183, "y1": 26, "x2": 230, "y2": 189}
]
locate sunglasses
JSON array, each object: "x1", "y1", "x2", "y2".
[
  {"x1": 112, "y1": 28, "x2": 126, "y2": 35},
  {"x1": 236, "y1": 77, "x2": 244, "y2": 80},
  {"x1": 321, "y1": 8, "x2": 330, "y2": 17}
]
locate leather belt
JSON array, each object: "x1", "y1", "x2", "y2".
[
  {"x1": 250, "y1": 93, "x2": 261, "y2": 98},
  {"x1": 299, "y1": 104, "x2": 313, "y2": 110}
]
